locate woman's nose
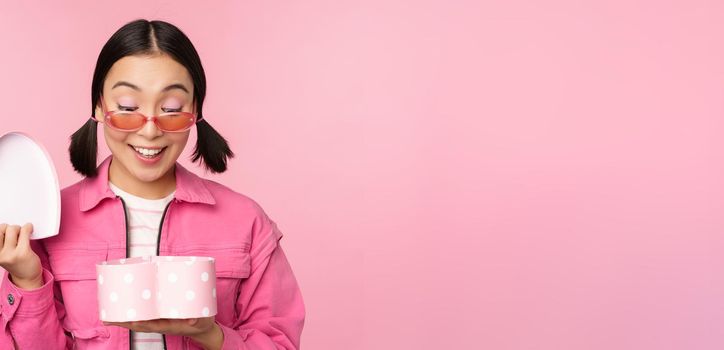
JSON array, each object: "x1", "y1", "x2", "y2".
[{"x1": 136, "y1": 116, "x2": 163, "y2": 138}]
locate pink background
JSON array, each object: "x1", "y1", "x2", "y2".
[{"x1": 2, "y1": 1, "x2": 724, "y2": 349}]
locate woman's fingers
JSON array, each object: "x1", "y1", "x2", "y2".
[
  {"x1": 0, "y1": 222, "x2": 41, "y2": 285},
  {"x1": 16, "y1": 223, "x2": 33, "y2": 251},
  {"x1": 104, "y1": 318, "x2": 207, "y2": 336},
  {"x1": 2, "y1": 225, "x2": 19, "y2": 250},
  {"x1": 0, "y1": 223, "x2": 7, "y2": 247}
]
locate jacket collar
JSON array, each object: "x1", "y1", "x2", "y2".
[{"x1": 79, "y1": 155, "x2": 215, "y2": 212}]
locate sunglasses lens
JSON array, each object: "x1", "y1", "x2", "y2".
[
  {"x1": 107, "y1": 112, "x2": 145, "y2": 131},
  {"x1": 157, "y1": 113, "x2": 195, "y2": 131}
]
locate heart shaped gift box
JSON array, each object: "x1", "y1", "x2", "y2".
[{"x1": 96, "y1": 256, "x2": 218, "y2": 322}]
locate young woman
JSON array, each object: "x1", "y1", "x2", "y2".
[{"x1": 0, "y1": 19, "x2": 305, "y2": 349}]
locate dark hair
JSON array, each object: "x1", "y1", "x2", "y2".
[{"x1": 69, "y1": 19, "x2": 234, "y2": 177}]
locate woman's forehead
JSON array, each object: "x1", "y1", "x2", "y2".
[{"x1": 104, "y1": 54, "x2": 193, "y2": 95}]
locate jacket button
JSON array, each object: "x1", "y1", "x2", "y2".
[{"x1": 7, "y1": 294, "x2": 14, "y2": 305}]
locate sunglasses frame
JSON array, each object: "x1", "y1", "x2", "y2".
[{"x1": 92, "y1": 95, "x2": 203, "y2": 133}]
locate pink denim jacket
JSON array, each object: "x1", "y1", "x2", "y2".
[{"x1": 0, "y1": 156, "x2": 305, "y2": 349}]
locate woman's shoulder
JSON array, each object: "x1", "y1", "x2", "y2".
[
  {"x1": 59, "y1": 177, "x2": 85, "y2": 205},
  {"x1": 194, "y1": 177, "x2": 283, "y2": 242},
  {"x1": 198, "y1": 177, "x2": 267, "y2": 213}
]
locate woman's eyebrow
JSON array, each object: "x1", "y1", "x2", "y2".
[{"x1": 111, "y1": 81, "x2": 190, "y2": 94}]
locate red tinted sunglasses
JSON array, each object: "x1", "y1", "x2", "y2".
[{"x1": 92, "y1": 96, "x2": 202, "y2": 132}]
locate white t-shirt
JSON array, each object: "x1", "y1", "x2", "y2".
[{"x1": 109, "y1": 182, "x2": 175, "y2": 350}]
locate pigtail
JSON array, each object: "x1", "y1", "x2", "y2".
[
  {"x1": 191, "y1": 119, "x2": 234, "y2": 173},
  {"x1": 69, "y1": 119, "x2": 99, "y2": 177}
]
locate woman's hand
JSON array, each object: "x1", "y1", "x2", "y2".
[
  {"x1": 0, "y1": 223, "x2": 43, "y2": 290},
  {"x1": 104, "y1": 317, "x2": 224, "y2": 349}
]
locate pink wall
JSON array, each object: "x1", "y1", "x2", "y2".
[{"x1": 2, "y1": 1, "x2": 724, "y2": 349}]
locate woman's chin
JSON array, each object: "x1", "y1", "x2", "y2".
[{"x1": 130, "y1": 167, "x2": 170, "y2": 183}]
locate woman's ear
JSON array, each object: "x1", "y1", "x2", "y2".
[
  {"x1": 94, "y1": 103, "x2": 105, "y2": 123},
  {"x1": 94, "y1": 95, "x2": 109, "y2": 122}
]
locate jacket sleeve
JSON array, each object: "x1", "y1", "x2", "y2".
[
  {"x1": 0, "y1": 239, "x2": 71, "y2": 349},
  {"x1": 211, "y1": 211, "x2": 306, "y2": 350}
]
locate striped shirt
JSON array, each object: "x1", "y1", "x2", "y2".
[{"x1": 109, "y1": 182, "x2": 175, "y2": 350}]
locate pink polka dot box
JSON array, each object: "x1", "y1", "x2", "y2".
[{"x1": 96, "y1": 256, "x2": 218, "y2": 322}]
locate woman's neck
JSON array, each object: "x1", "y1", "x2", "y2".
[{"x1": 107, "y1": 157, "x2": 176, "y2": 199}]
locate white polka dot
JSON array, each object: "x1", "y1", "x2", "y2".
[
  {"x1": 202, "y1": 307, "x2": 210, "y2": 317},
  {"x1": 123, "y1": 273, "x2": 134, "y2": 284},
  {"x1": 120, "y1": 259, "x2": 126, "y2": 264},
  {"x1": 165, "y1": 256, "x2": 173, "y2": 261},
  {"x1": 126, "y1": 309, "x2": 136, "y2": 319},
  {"x1": 98, "y1": 275, "x2": 104, "y2": 285},
  {"x1": 168, "y1": 273, "x2": 178, "y2": 283},
  {"x1": 101, "y1": 309, "x2": 106, "y2": 319},
  {"x1": 212, "y1": 288, "x2": 216, "y2": 298},
  {"x1": 201, "y1": 272, "x2": 209, "y2": 282},
  {"x1": 142, "y1": 289, "x2": 151, "y2": 300},
  {"x1": 169, "y1": 309, "x2": 179, "y2": 318},
  {"x1": 109, "y1": 292, "x2": 118, "y2": 303},
  {"x1": 185, "y1": 257, "x2": 196, "y2": 266},
  {"x1": 185, "y1": 290, "x2": 195, "y2": 301}
]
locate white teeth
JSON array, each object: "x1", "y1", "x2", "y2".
[{"x1": 133, "y1": 146, "x2": 163, "y2": 157}]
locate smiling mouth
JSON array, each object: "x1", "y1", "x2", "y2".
[{"x1": 128, "y1": 144, "x2": 167, "y2": 159}]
